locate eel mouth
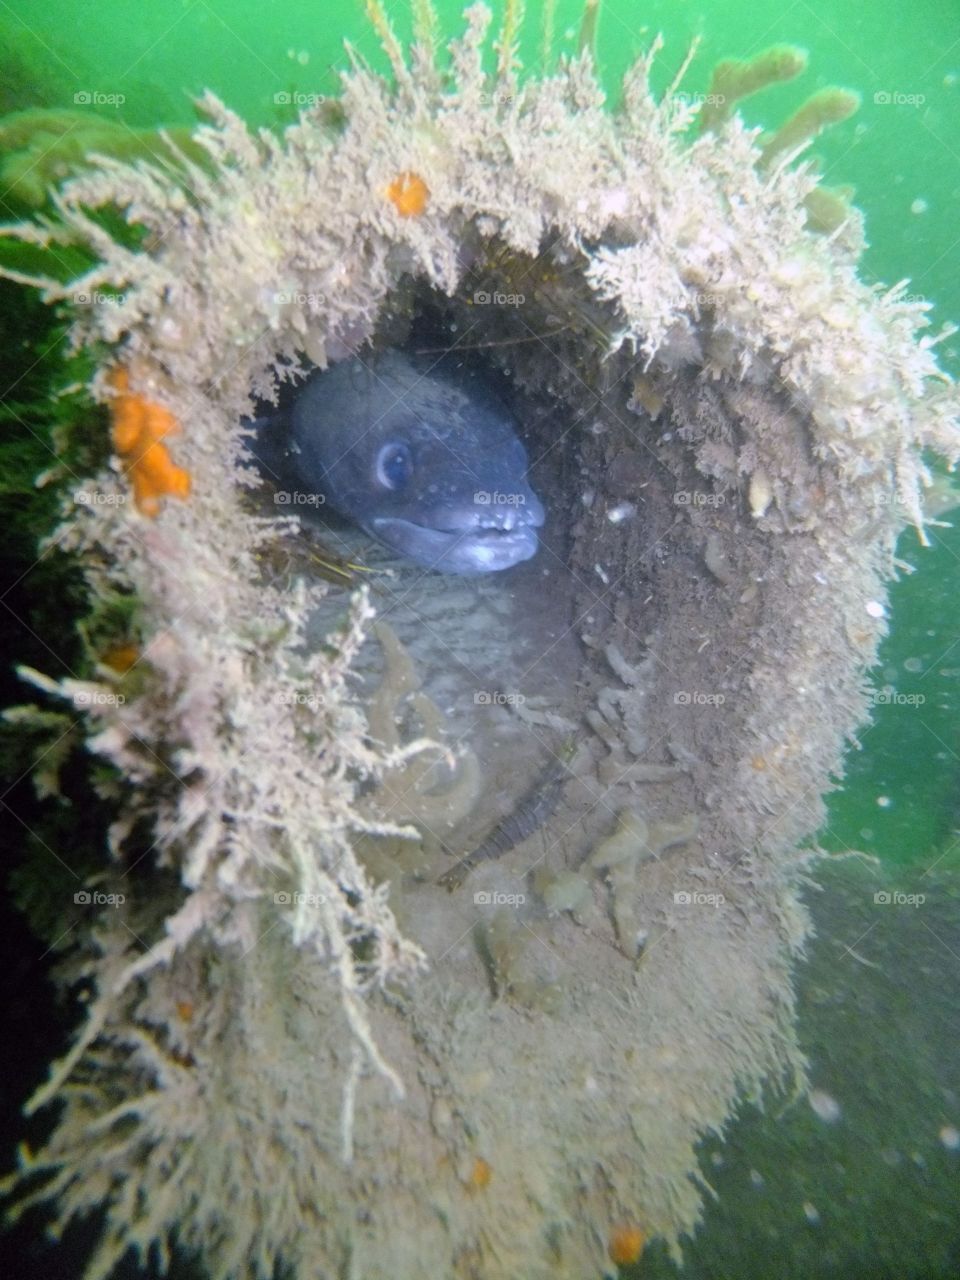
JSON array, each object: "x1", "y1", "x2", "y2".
[{"x1": 371, "y1": 515, "x2": 541, "y2": 574}]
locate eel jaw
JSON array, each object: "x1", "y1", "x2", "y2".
[{"x1": 370, "y1": 516, "x2": 540, "y2": 574}]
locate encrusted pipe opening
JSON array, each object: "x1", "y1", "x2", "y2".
[
  {"x1": 5, "y1": 6, "x2": 958, "y2": 1271},
  {"x1": 239, "y1": 251, "x2": 812, "y2": 982}
]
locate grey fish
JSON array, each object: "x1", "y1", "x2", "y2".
[{"x1": 287, "y1": 350, "x2": 545, "y2": 574}]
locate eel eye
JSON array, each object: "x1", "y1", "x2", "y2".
[{"x1": 375, "y1": 441, "x2": 413, "y2": 490}]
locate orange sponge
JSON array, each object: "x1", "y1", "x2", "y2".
[{"x1": 108, "y1": 366, "x2": 191, "y2": 518}]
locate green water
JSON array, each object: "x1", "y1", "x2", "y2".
[
  {"x1": 4, "y1": 2, "x2": 959, "y2": 861},
  {"x1": 5, "y1": 0, "x2": 959, "y2": 328}
]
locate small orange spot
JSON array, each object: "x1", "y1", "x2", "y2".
[
  {"x1": 101, "y1": 643, "x2": 140, "y2": 674},
  {"x1": 385, "y1": 171, "x2": 429, "y2": 217},
  {"x1": 108, "y1": 366, "x2": 191, "y2": 517},
  {"x1": 608, "y1": 1224, "x2": 646, "y2": 1266},
  {"x1": 467, "y1": 1157, "x2": 492, "y2": 1190},
  {"x1": 176, "y1": 1000, "x2": 194, "y2": 1022},
  {"x1": 751, "y1": 755, "x2": 767, "y2": 771}
]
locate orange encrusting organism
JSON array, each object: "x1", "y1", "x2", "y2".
[
  {"x1": 100, "y1": 643, "x2": 140, "y2": 674},
  {"x1": 385, "y1": 171, "x2": 429, "y2": 217},
  {"x1": 607, "y1": 1223, "x2": 646, "y2": 1266},
  {"x1": 108, "y1": 366, "x2": 191, "y2": 517}
]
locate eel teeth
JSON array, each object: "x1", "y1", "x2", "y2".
[{"x1": 475, "y1": 507, "x2": 525, "y2": 532}]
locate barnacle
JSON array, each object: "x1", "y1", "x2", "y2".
[{"x1": 108, "y1": 366, "x2": 191, "y2": 517}]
